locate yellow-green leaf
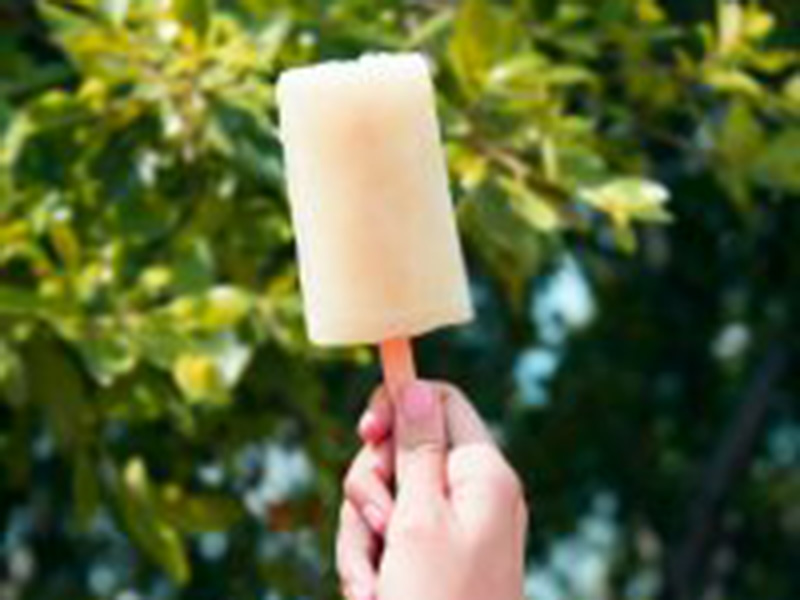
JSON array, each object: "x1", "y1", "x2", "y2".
[
  {"x1": 448, "y1": 0, "x2": 517, "y2": 96},
  {"x1": 716, "y1": 101, "x2": 765, "y2": 169},
  {"x1": 704, "y1": 67, "x2": 763, "y2": 98},
  {"x1": 579, "y1": 178, "x2": 671, "y2": 228},
  {"x1": 76, "y1": 333, "x2": 137, "y2": 387},
  {"x1": 173, "y1": 0, "x2": 214, "y2": 38},
  {"x1": 116, "y1": 458, "x2": 191, "y2": 585},
  {"x1": 0, "y1": 285, "x2": 53, "y2": 318},
  {"x1": 100, "y1": 0, "x2": 130, "y2": 26},
  {"x1": 25, "y1": 340, "x2": 87, "y2": 451},
  {"x1": 459, "y1": 191, "x2": 545, "y2": 309},
  {"x1": 499, "y1": 176, "x2": 564, "y2": 232},
  {"x1": 754, "y1": 129, "x2": 800, "y2": 194},
  {"x1": 173, "y1": 353, "x2": 224, "y2": 400}
]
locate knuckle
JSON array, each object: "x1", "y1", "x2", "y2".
[
  {"x1": 389, "y1": 506, "x2": 444, "y2": 541},
  {"x1": 485, "y1": 460, "x2": 524, "y2": 506},
  {"x1": 409, "y1": 439, "x2": 445, "y2": 460},
  {"x1": 436, "y1": 381, "x2": 465, "y2": 402},
  {"x1": 371, "y1": 449, "x2": 391, "y2": 480},
  {"x1": 343, "y1": 458, "x2": 373, "y2": 503},
  {"x1": 343, "y1": 469, "x2": 362, "y2": 501}
]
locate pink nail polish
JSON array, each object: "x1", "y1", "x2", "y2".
[
  {"x1": 358, "y1": 412, "x2": 374, "y2": 437},
  {"x1": 401, "y1": 382, "x2": 435, "y2": 420},
  {"x1": 360, "y1": 412, "x2": 383, "y2": 442}
]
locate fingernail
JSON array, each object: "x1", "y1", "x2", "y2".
[
  {"x1": 363, "y1": 503, "x2": 386, "y2": 533},
  {"x1": 358, "y1": 412, "x2": 379, "y2": 441},
  {"x1": 400, "y1": 382, "x2": 435, "y2": 421}
]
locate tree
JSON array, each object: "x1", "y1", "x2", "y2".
[{"x1": 1, "y1": 1, "x2": 798, "y2": 599}]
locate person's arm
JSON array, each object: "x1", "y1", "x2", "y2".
[{"x1": 337, "y1": 381, "x2": 528, "y2": 600}]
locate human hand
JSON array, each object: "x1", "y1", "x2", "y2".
[{"x1": 336, "y1": 381, "x2": 528, "y2": 600}]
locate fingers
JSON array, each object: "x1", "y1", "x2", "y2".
[
  {"x1": 336, "y1": 501, "x2": 379, "y2": 600},
  {"x1": 393, "y1": 381, "x2": 448, "y2": 508},
  {"x1": 344, "y1": 441, "x2": 395, "y2": 534},
  {"x1": 448, "y1": 444, "x2": 526, "y2": 535},
  {"x1": 436, "y1": 383, "x2": 495, "y2": 448},
  {"x1": 359, "y1": 382, "x2": 495, "y2": 448},
  {"x1": 358, "y1": 386, "x2": 392, "y2": 445},
  {"x1": 434, "y1": 384, "x2": 526, "y2": 535}
]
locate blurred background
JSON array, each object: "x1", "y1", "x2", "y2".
[{"x1": 1, "y1": 0, "x2": 798, "y2": 599}]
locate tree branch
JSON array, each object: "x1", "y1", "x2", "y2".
[{"x1": 659, "y1": 345, "x2": 789, "y2": 600}]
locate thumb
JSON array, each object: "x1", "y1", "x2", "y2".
[{"x1": 393, "y1": 381, "x2": 447, "y2": 505}]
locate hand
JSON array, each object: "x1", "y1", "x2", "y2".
[{"x1": 336, "y1": 381, "x2": 528, "y2": 600}]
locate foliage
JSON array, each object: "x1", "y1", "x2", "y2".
[{"x1": 0, "y1": 1, "x2": 798, "y2": 599}]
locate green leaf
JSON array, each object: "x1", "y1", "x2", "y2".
[
  {"x1": 76, "y1": 333, "x2": 137, "y2": 387},
  {"x1": 255, "y1": 14, "x2": 292, "y2": 71},
  {"x1": 0, "y1": 342, "x2": 26, "y2": 407},
  {"x1": 557, "y1": 145, "x2": 609, "y2": 187},
  {"x1": 171, "y1": 239, "x2": 216, "y2": 294},
  {"x1": 579, "y1": 178, "x2": 672, "y2": 228},
  {"x1": 49, "y1": 221, "x2": 82, "y2": 272},
  {"x1": 172, "y1": 353, "x2": 225, "y2": 400},
  {"x1": 200, "y1": 286, "x2": 253, "y2": 330},
  {"x1": 784, "y1": 75, "x2": 800, "y2": 105},
  {"x1": 404, "y1": 9, "x2": 455, "y2": 49},
  {"x1": 717, "y1": 0, "x2": 743, "y2": 54},
  {"x1": 37, "y1": 0, "x2": 95, "y2": 35},
  {"x1": 115, "y1": 458, "x2": 191, "y2": 585},
  {"x1": 716, "y1": 100, "x2": 765, "y2": 173},
  {"x1": 0, "y1": 113, "x2": 33, "y2": 170},
  {"x1": 754, "y1": 129, "x2": 800, "y2": 194},
  {"x1": 636, "y1": 0, "x2": 666, "y2": 23},
  {"x1": 448, "y1": 0, "x2": 517, "y2": 96},
  {"x1": 170, "y1": 332, "x2": 252, "y2": 402},
  {"x1": 0, "y1": 286, "x2": 50, "y2": 318},
  {"x1": 741, "y1": 3, "x2": 775, "y2": 41},
  {"x1": 133, "y1": 314, "x2": 191, "y2": 370},
  {"x1": 24, "y1": 340, "x2": 88, "y2": 451},
  {"x1": 540, "y1": 65, "x2": 596, "y2": 88},
  {"x1": 704, "y1": 67, "x2": 763, "y2": 98},
  {"x1": 173, "y1": 0, "x2": 214, "y2": 38},
  {"x1": 499, "y1": 176, "x2": 564, "y2": 232},
  {"x1": 459, "y1": 190, "x2": 546, "y2": 308},
  {"x1": 514, "y1": 193, "x2": 562, "y2": 232},
  {"x1": 100, "y1": 0, "x2": 129, "y2": 25},
  {"x1": 449, "y1": 144, "x2": 489, "y2": 190},
  {"x1": 488, "y1": 53, "x2": 549, "y2": 93}
]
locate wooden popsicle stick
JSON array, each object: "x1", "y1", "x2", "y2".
[{"x1": 379, "y1": 337, "x2": 417, "y2": 397}]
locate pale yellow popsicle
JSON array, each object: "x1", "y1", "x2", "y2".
[{"x1": 276, "y1": 53, "x2": 473, "y2": 348}]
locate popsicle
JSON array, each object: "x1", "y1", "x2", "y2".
[{"x1": 276, "y1": 53, "x2": 473, "y2": 390}]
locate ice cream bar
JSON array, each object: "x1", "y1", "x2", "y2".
[{"x1": 276, "y1": 53, "x2": 473, "y2": 385}]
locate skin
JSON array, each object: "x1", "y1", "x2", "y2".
[{"x1": 336, "y1": 380, "x2": 529, "y2": 600}]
